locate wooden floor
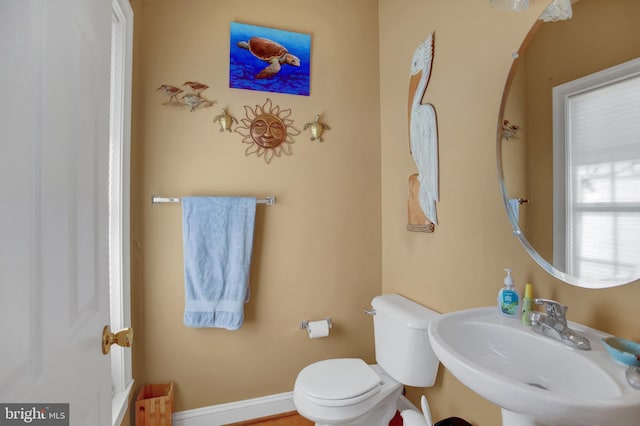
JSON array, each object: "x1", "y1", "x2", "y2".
[
  {"x1": 225, "y1": 409, "x2": 404, "y2": 426},
  {"x1": 225, "y1": 411, "x2": 314, "y2": 426}
]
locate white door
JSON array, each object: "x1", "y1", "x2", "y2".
[{"x1": 0, "y1": 0, "x2": 113, "y2": 424}]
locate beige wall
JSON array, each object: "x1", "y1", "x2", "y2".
[
  {"x1": 130, "y1": 0, "x2": 381, "y2": 414},
  {"x1": 129, "y1": 1, "x2": 640, "y2": 425}
]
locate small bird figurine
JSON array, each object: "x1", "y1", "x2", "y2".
[
  {"x1": 183, "y1": 81, "x2": 209, "y2": 94},
  {"x1": 303, "y1": 114, "x2": 330, "y2": 142},
  {"x1": 181, "y1": 93, "x2": 215, "y2": 112},
  {"x1": 213, "y1": 108, "x2": 238, "y2": 132},
  {"x1": 156, "y1": 84, "x2": 183, "y2": 104}
]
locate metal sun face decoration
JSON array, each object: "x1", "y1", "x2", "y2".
[{"x1": 234, "y1": 98, "x2": 300, "y2": 164}]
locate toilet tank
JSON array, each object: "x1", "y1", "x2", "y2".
[{"x1": 371, "y1": 293, "x2": 440, "y2": 387}]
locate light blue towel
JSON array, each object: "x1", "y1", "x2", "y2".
[
  {"x1": 508, "y1": 198, "x2": 520, "y2": 222},
  {"x1": 181, "y1": 196, "x2": 256, "y2": 330}
]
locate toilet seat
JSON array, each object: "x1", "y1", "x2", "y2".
[{"x1": 295, "y1": 358, "x2": 382, "y2": 407}]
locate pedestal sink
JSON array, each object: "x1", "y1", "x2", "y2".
[{"x1": 427, "y1": 307, "x2": 640, "y2": 426}]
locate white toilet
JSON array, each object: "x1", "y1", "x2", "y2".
[{"x1": 293, "y1": 293, "x2": 440, "y2": 426}]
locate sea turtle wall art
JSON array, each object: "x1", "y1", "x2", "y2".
[{"x1": 230, "y1": 22, "x2": 311, "y2": 96}]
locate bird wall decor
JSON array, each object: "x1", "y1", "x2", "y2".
[
  {"x1": 407, "y1": 32, "x2": 439, "y2": 232},
  {"x1": 181, "y1": 93, "x2": 216, "y2": 112},
  {"x1": 183, "y1": 81, "x2": 209, "y2": 94},
  {"x1": 156, "y1": 84, "x2": 183, "y2": 105},
  {"x1": 156, "y1": 81, "x2": 216, "y2": 112}
]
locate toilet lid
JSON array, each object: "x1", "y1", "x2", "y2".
[{"x1": 296, "y1": 358, "x2": 381, "y2": 403}]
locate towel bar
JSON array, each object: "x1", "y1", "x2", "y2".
[{"x1": 151, "y1": 195, "x2": 276, "y2": 205}]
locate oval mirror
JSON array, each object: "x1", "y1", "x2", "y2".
[{"x1": 498, "y1": 0, "x2": 640, "y2": 288}]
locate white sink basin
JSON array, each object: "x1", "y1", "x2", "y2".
[{"x1": 428, "y1": 307, "x2": 640, "y2": 426}]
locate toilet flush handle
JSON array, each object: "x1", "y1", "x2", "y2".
[{"x1": 363, "y1": 308, "x2": 376, "y2": 316}]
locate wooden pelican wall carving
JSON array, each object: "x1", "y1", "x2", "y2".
[{"x1": 407, "y1": 32, "x2": 439, "y2": 233}]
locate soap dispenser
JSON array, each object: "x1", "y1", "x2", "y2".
[{"x1": 498, "y1": 268, "x2": 520, "y2": 318}]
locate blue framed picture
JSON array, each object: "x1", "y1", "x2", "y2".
[{"x1": 230, "y1": 22, "x2": 311, "y2": 96}]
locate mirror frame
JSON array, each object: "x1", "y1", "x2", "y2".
[{"x1": 496, "y1": 16, "x2": 639, "y2": 289}]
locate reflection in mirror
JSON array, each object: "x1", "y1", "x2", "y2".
[{"x1": 499, "y1": 0, "x2": 640, "y2": 288}]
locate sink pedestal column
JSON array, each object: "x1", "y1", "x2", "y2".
[{"x1": 501, "y1": 409, "x2": 546, "y2": 426}]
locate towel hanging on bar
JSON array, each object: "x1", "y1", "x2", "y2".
[
  {"x1": 152, "y1": 195, "x2": 275, "y2": 205},
  {"x1": 181, "y1": 196, "x2": 256, "y2": 330}
]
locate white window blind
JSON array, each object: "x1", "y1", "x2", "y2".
[{"x1": 553, "y1": 58, "x2": 640, "y2": 281}]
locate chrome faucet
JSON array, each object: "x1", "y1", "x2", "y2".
[{"x1": 527, "y1": 298, "x2": 591, "y2": 350}]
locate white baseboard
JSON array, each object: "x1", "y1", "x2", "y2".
[
  {"x1": 173, "y1": 391, "x2": 296, "y2": 426},
  {"x1": 173, "y1": 392, "x2": 418, "y2": 426}
]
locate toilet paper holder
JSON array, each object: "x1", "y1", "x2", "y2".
[{"x1": 300, "y1": 318, "x2": 332, "y2": 331}]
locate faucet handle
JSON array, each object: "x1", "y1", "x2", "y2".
[{"x1": 534, "y1": 298, "x2": 567, "y2": 319}]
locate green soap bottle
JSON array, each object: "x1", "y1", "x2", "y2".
[{"x1": 521, "y1": 283, "x2": 534, "y2": 325}]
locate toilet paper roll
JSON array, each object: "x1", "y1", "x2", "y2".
[{"x1": 307, "y1": 320, "x2": 330, "y2": 339}]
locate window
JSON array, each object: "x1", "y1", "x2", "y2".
[
  {"x1": 109, "y1": 0, "x2": 133, "y2": 424},
  {"x1": 553, "y1": 58, "x2": 640, "y2": 282}
]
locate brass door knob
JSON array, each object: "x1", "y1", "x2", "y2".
[{"x1": 102, "y1": 325, "x2": 133, "y2": 354}]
